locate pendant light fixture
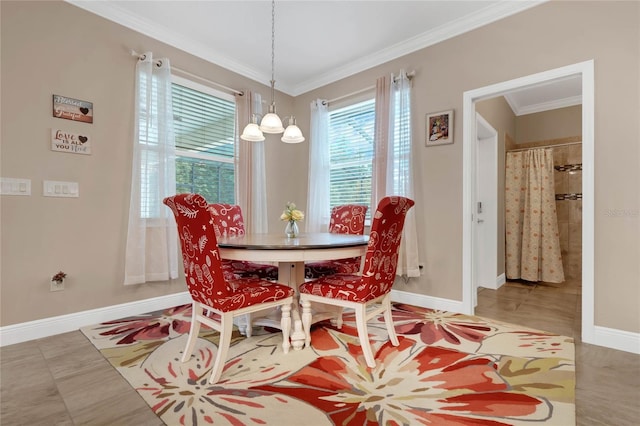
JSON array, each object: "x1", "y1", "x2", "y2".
[{"x1": 240, "y1": 0, "x2": 305, "y2": 143}]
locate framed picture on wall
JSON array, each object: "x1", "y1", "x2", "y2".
[
  {"x1": 52, "y1": 94, "x2": 93, "y2": 123},
  {"x1": 425, "y1": 109, "x2": 453, "y2": 146}
]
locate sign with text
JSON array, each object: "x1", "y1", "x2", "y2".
[
  {"x1": 51, "y1": 129, "x2": 92, "y2": 155},
  {"x1": 52, "y1": 94, "x2": 93, "y2": 123}
]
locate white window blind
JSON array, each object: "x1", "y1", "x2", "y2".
[
  {"x1": 172, "y1": 77, "x2": 236, "y2": 204},
  {"x1": 391, "y1": 88, "x2": 411, "y2": 194},
  {"x1": 328, "y1": 98, "x2": 375, "y2": 216}
]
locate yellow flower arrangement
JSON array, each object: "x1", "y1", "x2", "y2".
[{"x1": 280, "y1": 202, "x2": 304, "y2": 222}]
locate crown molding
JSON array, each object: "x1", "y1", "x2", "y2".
[
  {"x1": 291, "y1": 1, "x2": 547, "y2": 95},
  {"x1": 66, "y1": 0, "x2": 546, "y2": 96},
  {"x1": 66, "y1": 0, "x2": 269, "y2": 85},
  {"x1": 505, "y1": 94, "x2": 582, "y2": 116}
]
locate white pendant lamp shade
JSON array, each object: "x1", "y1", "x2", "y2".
[
  {"x1": 240, "y1": 123, "x2": 265, "y2": 142},
  {"x1": 259, "y1": 106, "x2": 284, "y2": 134},
  {"x1": 281, "y1": 117, "x2": 305, "y2": 143},
  {"x1": 241, "y1": 114, "x2": 266, "y2": 142}
]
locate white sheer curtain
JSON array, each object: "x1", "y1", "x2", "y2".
[
  {"x1": 371, "y1": 75, "x2": 391, "y2": 204},
  {"x1": 235, "y1": 91, "x2": 268, "y2": 234},
  {"x1": 390, "y1": 70, "x2": 420, "y2": 277},
  {"x1": 124, "y1": 52, "x2": 178, "y2": 285},
  {"x1": 306, "y1": 99, "x2": 330, "y2": 232},
  {"x1": 371, "y1": 70, "x2": 420, "y2": 278}
]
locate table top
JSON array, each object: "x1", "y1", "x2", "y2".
[
  {"x1": 218, "y1": 232, "x2": 368, "y2": 250},
  {"x1": 217, "y1": 233, "x2": 368, "y2": 263}
]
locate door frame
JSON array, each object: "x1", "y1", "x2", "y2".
[
  {"x1": 461, "y1": 60, "x2": 595, "y2": 345},
  {"x1": 474, "y1": 112, "x2": 499, "y2": 300}
]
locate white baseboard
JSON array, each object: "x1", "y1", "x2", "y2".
[
  {"x1": 0, "y1": 292, "x2": 191, "y2": 347},
  {"x1": 591, "y1": 325, "x2": 640, "y2": 355},
  {"x1": 391, "y1": 289, "x2": 466, "y2": 313},
  {"x1": 3, "y1": 289, "x2": 638, "y2": 355},
  {"x1": 477, "y1": 273, "x2": 506, "y2": 290}
]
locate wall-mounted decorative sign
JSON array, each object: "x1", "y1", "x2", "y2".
[
  {"x1": 52, "y1": 94, "x2": 93, "y2": 123},
  {"x1": 51, "y1": 129, "x2": 91, "y2": 155},
  {"x1": 425, "y1": 109, "x2": 454, "y2": 146}
]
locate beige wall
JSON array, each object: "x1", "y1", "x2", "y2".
[
  {"x1": 0, "y1": 1, "x2": 300, "y2": 325},
  {"x1": 516, "y1": 105, "x2": 582, "y2": 144},
  {"x1": 2, "y1": 1, "x2": 639, "y2": 335},
  {"x1": 296, "y1": 0, "x2": 639, "y2": 332}
]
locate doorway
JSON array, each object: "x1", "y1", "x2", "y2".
[{"x1": 461, "y1": 60, "x2": 595, "y2": 345}]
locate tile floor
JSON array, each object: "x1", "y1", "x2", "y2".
[{"x1": 1, "y1": 278, "x2": 638, "y2": 425}]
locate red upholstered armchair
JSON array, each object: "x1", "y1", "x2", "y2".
[
  {"x1": 299, "y1": 196, "x2": 414, "y2": 368},
  {"x1": 208, "y1": 203, "x2": 278, "y2": 281},
  {"x1": 164, "y1": 194, "x2": 294, "y2": 384},
  {"x1": 304, "y1": 204, "x2": 368, "y2": 278}
]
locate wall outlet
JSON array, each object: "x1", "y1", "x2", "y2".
[{"x1": 50, "y1": 280, "x2": 65, "y2": 292}]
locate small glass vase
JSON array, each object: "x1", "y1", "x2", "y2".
[{"x1": 284, "y1": 220, "x2": 299, "y2": 238}]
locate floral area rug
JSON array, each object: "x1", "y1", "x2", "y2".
[{"x1": 80, "y1": 303, "x2": 575, "y2": 425}]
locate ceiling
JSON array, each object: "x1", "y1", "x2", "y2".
[{"x1": 67, "y1": 0, "x2": 580, "y2": 113}]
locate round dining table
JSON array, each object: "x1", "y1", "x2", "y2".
[{"x1": 217, "y1": 232, "x2": 369, "y2": 350}]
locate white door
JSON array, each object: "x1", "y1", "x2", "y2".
[{"x1": 474, "y1": 113, "x2": 498, "y2": 305}]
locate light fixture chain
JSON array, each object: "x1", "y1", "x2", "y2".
[{"x1": 270, "y1": 0, "x2": 276, "y2": 102}]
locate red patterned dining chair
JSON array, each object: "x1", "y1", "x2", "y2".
[
  {"x1": 208, "y1": 203, "x2": 280, "y2": 337},
  {"x1": 164, "y1": 194, "x2": 294, "y2": 384},
  {"x1": 299, "y1": 196, "x2": 414, "y2": 368},
  {"x1": 304, "y1": 204, "x2": 368, "y2": 279},
  {"x1": 208, "y1": 203, "x2": 278, "y2": 281}
]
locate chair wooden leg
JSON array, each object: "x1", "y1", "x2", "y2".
[
  {"x1": 280, "y1": 303, "x2": 292, "y2": 354},
  {"x1": 208, "y1": 313, "x2": 234, "y2": 384},
  {"x1": 354, "y1": 304, "x2": 376, "y2": 368},
  {"x1": 301, "y1": 297, "x2": 312, "y2": 349},
  {"x1": 243, "y1": 313, "x2": 253, "y2": 337},
  {"x1": 335, "y1": 306, "x2": 344, "y2": 329},
  {"x1": 181, "y1": 303, "x2": 202, "y2": 362},
  {"x1": 382, "y1": 296, "x2": 399, "y2": 346}
]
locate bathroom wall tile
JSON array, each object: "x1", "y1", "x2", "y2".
[
  {"x1": 567, "y1": 145, "x2": 582, "y2": 164},
  {"x1": 556, "y1": 200, "x2": 569, "y2": 222},
  {"x1": 554, "y1": 170, "x2": 567, "y2": 194},
  {"x1": 564, "y1": 251, "x2": 582, "y2": 280},
  {"x1": 558, "y1": 222, "x2": 569, "y2": 252},
  {"x1": 567, "y1": 170, "x2": 582, "y2": 193},
  {"x1": 554, "y1": 148, "x2": 568, "y2": 165},
  {"x1": 569, "y1": 200, "x2": 583, "y2": 223},
  {"x1": 569, "y1": 222, "x2": 582, "y2": 251}
]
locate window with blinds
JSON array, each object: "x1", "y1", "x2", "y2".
[
  {"x1": 328, "y1": 98, "x2": 375, "y2": 217},
  {"x1": 172, "y1": 77, "x2": 236, "y2": 204}
]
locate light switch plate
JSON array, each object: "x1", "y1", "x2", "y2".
[
  {"x1": 43, "y1": 180, "x2": 79, "y2": 198},
  {"x1": 1, "y1": 177, "x2": 31, "y2": 196}
]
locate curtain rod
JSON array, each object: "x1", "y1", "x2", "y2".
[
  {"x1": 324, "y1": 85, "x2": 375, "y2": 105},
  {"x1": 130, "y1": 50, "x2": 243, "y2": 96},
  {"x1": 507, "y1": 141, "x2": 582, "y2": 152},
  {"x1": 324, "y1": 70, "x2": 415, "y2": 106}
]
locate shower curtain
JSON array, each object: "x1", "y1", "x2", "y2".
[{"x1": 505, "y1": 148, "x2": 564, "y2": 283}]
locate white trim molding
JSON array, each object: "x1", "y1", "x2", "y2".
[
  {"x1": 391, "y1": 289, "x2": 466, "y2": 313},
  {"x1": 591, "y1": 326, "x2": 640, "y2": 355},
  {"x1": 0, "y1": 292, "x2": 191, "y2": 347},
  {"x1": 2, "y1": 289, "x2": 638, "y2": 355}
]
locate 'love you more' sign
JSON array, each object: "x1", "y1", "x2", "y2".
[{"x1": 51, "y1": 129, "x2": 92, "y2": 155}]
